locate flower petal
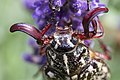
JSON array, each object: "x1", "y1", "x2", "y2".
[{"x1": 23, "y1": 53, "x2": 47, "y2": 65}]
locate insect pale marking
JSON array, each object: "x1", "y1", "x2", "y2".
[{"x1": 63, "y1": 54, "x2": 70, "y2": 75}]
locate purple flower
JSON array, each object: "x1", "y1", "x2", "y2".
[
  {"x1": 23, "y1": 38, "x2": 47, "y2": 65},
  {"x1": 24, "y1": 0, "x2": 106, "y2": 33},
  {"x1": 90, "y1": 0, "x2": 106, "y2": 9},
  {"x1": 23, "y1": 53, "x2": 46, "y2": 65}
]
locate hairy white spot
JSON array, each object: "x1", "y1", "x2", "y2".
[
  {"x1": 52, "y1": 54, "x2": 56, "y2": 59},
  {"x1": 93, "y1": 60, "x2": 102, "y2": 71},
  {"x1": 81, "y1": 46, "x2": 87, "y2": 55},
  {"x1": 63, "y1": 54, "x2": 69, "y2": 75},
  {"x1": 67, "y1": 39, "x2": 74, "y2": 47},
  {"x1": 47, "y1": 71, "x2": 55, "y2": 78},
  {"x1": 80, "y1": 57, "x2": 85, "y2": 65},
  {"x1": 74, "y1": 51, "x2": 80, "y2": 57},
  {"x1": 102, "y1": 66, "x2": 108, "y2": 73},
  {"x1": 50, "y1": 60, "x2": 54, "y2": 65},
  {"x1": 88, "y1": 65, "x2": 93, "y2": 72},
  {"x1": 54, "y1": 43, "x2": 58, "y2": 49},
  {"x1": 72, "y1": 75, "x2": 78, "y2": 80}
]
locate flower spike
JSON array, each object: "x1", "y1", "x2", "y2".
[{"x1": 82, "y1": 7, "x2": 109, "y2": 38}]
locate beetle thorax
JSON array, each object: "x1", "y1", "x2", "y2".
[{"x1": 51, "y1": 27, "x2": 78, "y2": 51}]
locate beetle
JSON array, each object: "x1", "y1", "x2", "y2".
[{"x1": 10, "y1": 7, "x2": 111, "y2": 80}]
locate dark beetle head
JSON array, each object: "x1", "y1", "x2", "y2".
[{"x1": 51, "y1": 26, "x2": 78, "y2": 52}]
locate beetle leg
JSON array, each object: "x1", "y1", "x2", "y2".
[
  {"x1": 73, "y1": 17, "x2": 105, "y2": 40},
  {"x1": 33, "y1": 65, "x2": 45, "y2": 78},
  {"x1": 39, "y1": 36, "x2": 54, "y2": 55},
  {"x1": 82, "y1": 7, "x2": 108, "y2": 38},
  {"x1": 71, "y1": 7, "x2": 108, "y2": 40},
  {"x1": 10, "y1": 23, "x2": 52, "y2": 44},
  {"x1": 44, "y1": 66, "x2": 65, "y2": 80},
  {"x1": 40, "y1": 24, "x2": 52, "y2": 37},
  {"x1": 89, "y1": 40, "x2": 111, "y2": 60},
  {"x1": 96, "y1": 39, "x2": 111, "y2": 60},
  {"x1": 39, "y1": 44, "x2": 49, "y2": 55},
  {"x1": 91, "y1": 18, "x2": 104, "y2": 38},
  {"x1": 85, "y1": 17, "x2": 104, "y2": 39}
]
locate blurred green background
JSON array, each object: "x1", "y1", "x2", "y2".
[{"x1": 0, "y1": 0, "x2": 120, "y2": 80}]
